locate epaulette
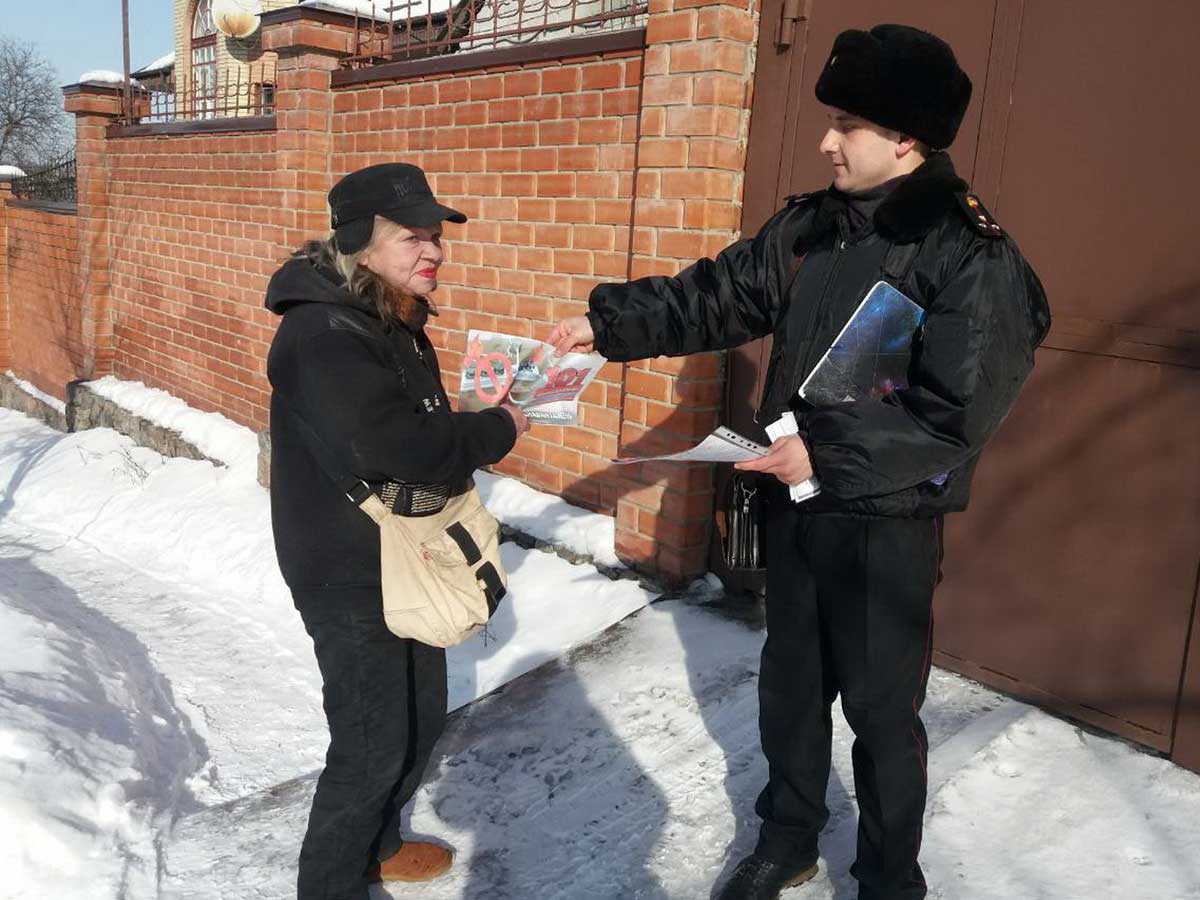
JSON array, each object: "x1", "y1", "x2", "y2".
[
  {"x1": 956, "y1": 192, "x2": 1004, "y2": 238},
  {"x1": 785, "y1": 190, "x2": 823, "y2": 207}
]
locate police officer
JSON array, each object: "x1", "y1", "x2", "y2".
[{"x1": 550, "y1": 25, "x2": 1050, "y2": 900}]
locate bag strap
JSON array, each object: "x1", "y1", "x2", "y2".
[
  {"x1": 281, "y1": 398, "x2": 374, "y2": 508},
  {"x1": 446, "y1": 521, "x2": 507, "y2": 612}
]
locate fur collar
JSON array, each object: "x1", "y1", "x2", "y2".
[
  {"x1": 808, "y1": 152, "x2": 968, "y2": 244},
  {"x1": 392, "y1": 289, "x2": 438, "y2": 332},
  {"x1": 874, "y1": 151, "x2": 968, "y2": 241}
]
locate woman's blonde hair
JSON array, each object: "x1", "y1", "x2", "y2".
[{"x1": 296, "y1": 215, "x2": 416, "y2": 326}]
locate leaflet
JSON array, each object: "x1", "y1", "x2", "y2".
[
  {"x1": 612, "y1": 427, "x2": 768, "y2": 464},
  {"x1": 459, "y1": 330, "x2": 606, "y2": 425}
]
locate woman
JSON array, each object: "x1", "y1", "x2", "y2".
[{"x1": 265, "y1": 163, "x2": 529, "y2": 900}]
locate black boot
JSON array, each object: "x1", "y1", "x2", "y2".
[{"x1": 716, "y1": 855, "x2": 818, "y2": 900}]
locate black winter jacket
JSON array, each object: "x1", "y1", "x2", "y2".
[
  {"x1": 265, "y1": 255, "x2": 517, "y2": 589},
  {"x1": 588, "y1": 153, "x2": 1050, "y2": 518}
]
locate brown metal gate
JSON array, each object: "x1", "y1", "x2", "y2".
[{"x1": 735, "y1": 0, "x2": 1200, "y2": 769}]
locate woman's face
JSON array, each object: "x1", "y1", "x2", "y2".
[{"x1": 360, "y1": 216, "x2": 445, "y2": 295}]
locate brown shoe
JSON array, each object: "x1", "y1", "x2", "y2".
[{"x1": 367, "y1": 841, "x2": 454, "y2": 884}]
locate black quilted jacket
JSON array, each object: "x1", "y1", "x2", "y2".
[
  {"x1": 587, "y1": 153, "x2": 1050, "y2": 518},
  {"x1": 265, "y1": 255, "x2": 516, "y2": 589}
]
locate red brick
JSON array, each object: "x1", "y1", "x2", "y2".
[
  {"x1": 693, "y1": 72, "x2": 747, "y2": 108},
  {"x1": 501, "y1": 173, "x2": 537, "y2": 196},
  {"x1": 577, "y1": 119, "x2": 622, "y2": 144},
  {"x1": 561, "y1": 93, "x2": 603, "y2": 118},
  {"x1": 670, "y1": 42, "x2": 747, "y2": 76},
  {"x1": 504, "y1": 71, "x2": 542, "y2": 97},
  {"x1": 470, "y1": 74, "x2": 505, "y2": 100},
  {"x1": 660, "y1": 169, "x2": 737, "y2": 200},
  {"x1": 553, "y1": 249, "x2": 593, "y2": 275},
  {"x1": 632, "y1": 198, "x2": 682, "y2": 228},
  {"x1": 582, "y1": 63, "x2": 623, "y2": 90},
  {"x1": 536, "y1": 173, "x2": 575, "y2": 197},
  {"x1": 697, "y1": 6, "x2": 755, "y2": 42},
  {"x1": 454, "y1": 101, "x2": 488, "y2": 126},
  {"x1": 636, "y1": 138, "x2": 686, "y2": 167},
  {"x1": 646, "y1": 9, "x2": 697, "y2": 43},
  {"x1": 539, "y1": 120, "x2": 579, "y2": 145},
  {"x1": 554, "y1": 199, "x2": 595, "y2": 224},
  {"x1": 541, "y1": 67, "x2": 582, "y2": 93},
  {"x1": 642, "y1": 74, "x2": 694, "y2": 106},
  {"x1": 519, "y1": 147, "x2": 558, "y2": 170},
  {"x1": 572, "y1": 224, "x2": 615, "y2": 251},
  {"x1": 522, "y1": 96, "x2": 561, "y2": 120},
  {"x1": 534, "y1": 224, "x2": 572, "y2": 248}
]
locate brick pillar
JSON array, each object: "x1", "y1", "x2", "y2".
[
  {"x1": 614, "y1": 0, "x2": 759, "y2": 584},
  {"x1": 0, "y1": 178, "x2": 11, "y2": 373},
  {"x1": 64, "y1": 83, "x2": 125, "y2": 380},
  {"x1": 261, "y1": 8, "x2": 357, "y2": 249}
]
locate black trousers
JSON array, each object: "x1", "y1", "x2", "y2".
[
  {"x1": 753, "y1": 503, "x2": 940, "y2": 900},
  {"x1": 294, "y1": 588, "x2": 448, "y2": 900}
]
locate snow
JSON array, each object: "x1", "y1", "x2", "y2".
[
  {"x1": 5, "y1": 371, "x2": 66, "y2": 414},
  {"x1": 86, "y1": 375, "x2": 260, "y2": 474},
  {"x1": 0, "y1": 406, "x2": 655, "y2": 897},
  {"x1": 133, "y1": 50, "x2": 175, "y2": 75},
  {"x1": 0, "y1": 165, "x2": 26, "y2": 179},
  {"x1": 78, "y1": 70, "x2": 126, "y2": 85},
  {"x1": 476, "y1": 470, "x2": 620, "y2": 567},
  {"x1": 300, "y1": 0, "x2": 456, "y2": 20}
]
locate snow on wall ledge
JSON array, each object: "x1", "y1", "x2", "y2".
[{"x1": 1, "y1": 372, "x2": 68, "y2": 432}]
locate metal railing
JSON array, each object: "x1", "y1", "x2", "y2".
[
  {"x1": 117, "y1": 64, "x2": 276, "y2": 125},
  {"x1": 10, "y1": 154, "x2": 77, "y2": 207},
  {"x1": 342, "y1": 0, "x2": 646, "y2": 68}
]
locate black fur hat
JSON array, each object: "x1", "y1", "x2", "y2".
[{"x1": 814, "y1": 24, "x2": 972, "y2": 150}]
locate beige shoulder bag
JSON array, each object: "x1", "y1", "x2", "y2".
[{"x1": 287, "y1": 403, "x2": 507, "y2": 648}]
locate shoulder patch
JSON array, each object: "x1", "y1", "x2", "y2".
[{"x1": 956, "y1": 192, "x2": 1004, "y2": 238}]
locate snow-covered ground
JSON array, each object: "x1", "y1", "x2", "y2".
[{"x1": 1, "y1": 397, "x2": 1198, "y2": 900}]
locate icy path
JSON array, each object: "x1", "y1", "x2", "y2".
[{"x1": 158, "y1": 593, "x2": 1200, "y2": 900}]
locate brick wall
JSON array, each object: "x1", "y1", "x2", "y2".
[
  {"x1": 0, "y1": 182, "x2": 10, "y2": 373},
  {"x1": 104, "y1": 130, "x2": 284, "y2": 429},
  {"x1": 45, "y1": 2, "x2": 765, "y2": 584},
  {"x1": 4, "y1": 205, "x2": 82, "y2": 399},
  {"x1": 331, "y1": 50, "x2": 643, "y2": 511}
]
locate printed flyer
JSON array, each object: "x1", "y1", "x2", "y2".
[{"x1": 459, "y1": 330, "x2": 606, "y2": 425}]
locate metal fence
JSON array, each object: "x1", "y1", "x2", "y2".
[
  {"x1": 342, "y1": 0, "x2": 647, "y2": 67},
  {"x1": 118, "y1": 64, "x2": 276, "y2": 125},
  {"x1": 10, "y1": 154, "x2": 77, "y2": 207}
]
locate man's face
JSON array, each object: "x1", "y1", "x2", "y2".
[{"x1": 819, "y1": 108, "x2": 908, "y2": 193}]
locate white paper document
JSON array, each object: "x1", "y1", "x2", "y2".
[{"x1": 613, "y1": 427, "x2": 768, "y2": 464}]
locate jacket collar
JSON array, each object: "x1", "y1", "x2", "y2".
[{"x1": 809, "y1": 152, "x2": 968, "y2": 244}]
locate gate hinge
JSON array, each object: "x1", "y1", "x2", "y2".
[{"x1": 778, "y1": 0, "x2": 812, "y2": 50}]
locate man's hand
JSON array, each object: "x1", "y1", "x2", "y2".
[
  {"x1": 547, "y1": 315, "x2": 596, "y2": 356},
  {"x1": 734, "y1": 434, "x2": 814, "y2": 485},
  {"x1": 500, "y1": 403, "x2": 531, "y2": 436}
]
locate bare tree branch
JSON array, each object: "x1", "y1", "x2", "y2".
[{"x1": 0, "y1": 36, "x2": 73, "y2": 169}]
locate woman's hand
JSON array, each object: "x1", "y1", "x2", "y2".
[
  {"x1": 734, "y1": 435, "x2": 813, "y2": 485},
  {"x1": 547, "y1": 316, "x2": 596, "y2": 355},
  {"x1": 499, "y1": 403, "x2": 531, "y2": 436}
]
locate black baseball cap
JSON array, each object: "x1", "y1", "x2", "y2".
[{"x1": 328, "y1": 163, "x2": 466, "y2": 254}]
